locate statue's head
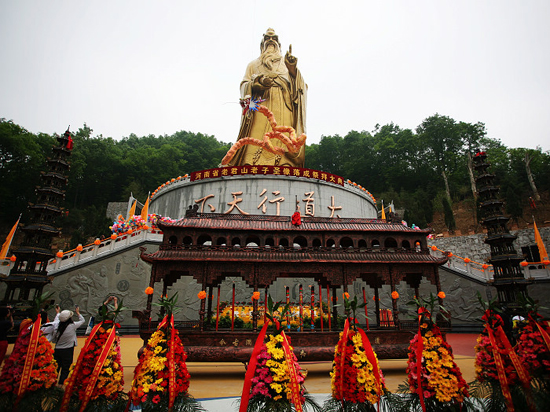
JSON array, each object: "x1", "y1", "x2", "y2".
[{"x1": 260, "y1": 28, "x2": 280, "y2": 52}]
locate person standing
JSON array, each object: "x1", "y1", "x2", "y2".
[
  {"x1": 0, "y1": 307, "x2": 14, "y2": 366},
  {"x1": 53, "y1": 305, "x2": 85, "y2": 385}
]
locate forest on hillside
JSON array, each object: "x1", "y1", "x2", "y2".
[{"x1": 1, "y1": 115, "x2": 549, "y2": 247}]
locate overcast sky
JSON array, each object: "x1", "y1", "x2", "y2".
[{"x1": 1, "y1": 1, "x2": 549, "y2": 151}]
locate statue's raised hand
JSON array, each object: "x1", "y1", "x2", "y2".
[{"x1": 285, "y1": 44, "x2": 297, "y2": 77}]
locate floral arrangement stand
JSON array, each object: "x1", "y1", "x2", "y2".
[
  {"x1": 60, "y1": 297, "x2": 127, "y2": 412},
  {"x1": 395, "y1": 294, "x2": 472, "y2": 412},
  {"x1": 471, "y1": 294, "x2": 550, "y2": 412},
  {"x1": 128, "y1": 292, "x2": 204, "y2": 412},
  {"x1": 0, "y1": 292, "x2": 61, "y2": 412},
  {"x1": 239, "y1": 296, "x2": 321, "y2": 412},
  {"x1": 323, "y1": 294, "x2": 388, "y2": 412}
]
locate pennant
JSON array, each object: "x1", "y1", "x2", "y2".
[
  {"x1": 128, "y1": 200, "x2": 137, "y2": 219},
  {"x1": 534, "y1": 221, "x2": 548, "y2": 261},
  {"x1": 0, "y1": 215, "x2": 20, "y2": 260},
  {"x1": 381, "y1": 201, "x2": 386, "y2": 220},
  {"x1": 141, "y1": 194, "x2": 150, "y2": 222}
]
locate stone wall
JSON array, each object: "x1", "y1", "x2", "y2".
[{"x1": 430, "y1": 226, "x2": 550, "y2": 263}]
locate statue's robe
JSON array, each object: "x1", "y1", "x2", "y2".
[{"x1": 227, "y1": 55, "x2": 307, "y2": 167}]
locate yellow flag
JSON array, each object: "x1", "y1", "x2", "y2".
[
  {"x1": 128, "y1": 200, "x2": 137, "y2": 219},
  {"x1": 141, "y1": 195, "x2": 150, "y2": 222},
  {"x1": 534, "y1": 221, "x2": 548, "y2": 261},
  {"x1": 0, "y1": 215, "x2": 21, "y2": 260},
  {"x1": 381, "y1": 201, "x2": 386, "y2": 220}
]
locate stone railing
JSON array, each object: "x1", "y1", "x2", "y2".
[
  {"x1": 43, "y1": 229, "x2": 163, "y2": 275},
  {"x1": 429, "y1": 245, "x2": 550, "y2": 283}
]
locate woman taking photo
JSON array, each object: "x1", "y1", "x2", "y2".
[{"x1": 53, "y1": 305, "x2": 85, "y2": 385}]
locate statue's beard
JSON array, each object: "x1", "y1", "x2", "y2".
[{"x1": 260, "y1": 42, "x2": 281, "y2": 72}]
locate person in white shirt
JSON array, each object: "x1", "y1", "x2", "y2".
[{"x1": 53, "y1": 306, "x2": 85, "y2": 384}]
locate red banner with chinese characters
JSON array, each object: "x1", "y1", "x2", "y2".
[{"x1": 191, "y1": 166, "x2": 344, "y2": 186}]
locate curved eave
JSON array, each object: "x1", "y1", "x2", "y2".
[
  {"x1": 157, "y1": 214, "x2": 431, "y2": 234},
  {"x1": 141, "y1": 249, "x2": 447, "y2": 265}
]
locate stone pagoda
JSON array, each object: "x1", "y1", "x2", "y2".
[
  {"x1": 1, "y1": 128, "x2": 73, "y2": 304},
  {"x1": 473, "y1": 151, "x2": 530, "y2": 310}
]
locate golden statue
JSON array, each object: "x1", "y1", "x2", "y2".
[{"x1": 225, "y1": 28, "x2": 307, "y2": 167}]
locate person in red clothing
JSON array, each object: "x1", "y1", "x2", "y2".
[{"x1": 0, "y1": 307, "x2": 14, "y2": 366}]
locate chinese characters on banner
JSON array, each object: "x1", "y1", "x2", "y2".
[{"x1": 191, "y1": 166, "x2": 344, "y2": 186}]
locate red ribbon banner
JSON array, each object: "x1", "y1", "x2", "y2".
[
  {"x1": 281, "y1": 331, "x2": 303, "y2": 412},
  {"x1": 60, "y1": 321, "x2": 106, "y2": 412},
  {"x1": 239, "y1": 321, "x2": 270, "y2": 412},
  {"x1": 17, "y1": 317, "x2": 42, "y2": 401},
  {"x1": 168, "y1": 314, "x2": 176, "y2": 412},
  {"x1": 79, "y1": 324, "x2": 117, "y2": 412},
  {"x1": 358, "y1": 327, "x2": 382, "y2": 411}
]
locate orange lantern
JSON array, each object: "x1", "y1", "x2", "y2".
[
  {"x1": 520, "y1": 261, "x2": 529, "y2": 267},
  {"x1": 9, "y1": 255, "x2": 16, "y2": 262},
  {"x1": 344, "y1": 292, "x2": 350, "y2": 299},
  {"x1": 198, "y1": 290, "x2": 207, "y2": 300},
  {"x1": 438, "y1": 291, "x2": 446, "y2": 299},
  {"x1": 145, "y1": 287, "x2": 154, "y2": 295},
  {"x1": 94, "y1": 239, "x2": 101, "y2": 245},
  {"x1": 543, "y1": 259, "x2": 550, "y2": 266},
  {"x1": 171, "y1": 178, "x2": 175, "y2": 182},
  {"x1": 482, "y1": 264, "x2": 489, "y2": 270},
  {"x1": 76, "y1": 245, "x2": 83, "y2": 252},
  {"x1": 252, "y1": 291, "x2": 260, "y2": 300},
  {"x1": 464, "y1": 258, "x2": 471, "y2": 263},
  {"x1": 111, "y1": 233, "x2": 117, "y2": 240},
  {"x1": 391, "y1": 291, "x2": 399, "y2": 299},
  {"x1": 143, "y1": 225, "x2": 149, "y2": 230},
  {"x1": 56, "y1": 251, "x2": 63, "y2": 258},
  {"x1": 128, "y1": 229, "x2": 133, "y2": 234},
  {"x1": 431, "y1": 245, "x2": 437, "y2": 251},
  {"x1": 448, "y1": 252, "x2": 453, "y2": 257}
]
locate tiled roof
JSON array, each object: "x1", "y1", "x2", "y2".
[
  {"x1": 142, "y1": 247, "x2": 446, "y2": 265},
  {"x1": 160, "y1": 214, "x2": 430, "y2": 234}
]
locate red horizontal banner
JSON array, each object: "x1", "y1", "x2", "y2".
[{"x1": 191, "y1": 166, "x2": 344, "y2": 186}]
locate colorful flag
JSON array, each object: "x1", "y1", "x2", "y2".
[
  {"x1": 141, "y1": 194, "x2": 150, "y2": 222},
  {"x1": 381, "y1": 201, "x2": 386, "y2": 220},
  {"x1": 0, "y1": 215, "x2": 21, "y2": 260},
  {"x1": 128, "y1": 200, "x2": 137, "y2": 219},
  {"x1": 534, "y1": 220, "x2": 548, "y2": 261}
]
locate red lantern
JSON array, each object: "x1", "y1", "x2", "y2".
[
  {"x1": 482, "y1": 264, "x2": 489, "y2": 270},
  {"x1": 448, "y1": 252, "x2": 453, "y2": 257},
  {"x1": 543, "y1": 259, "x2": 550, "y2": 266}
]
